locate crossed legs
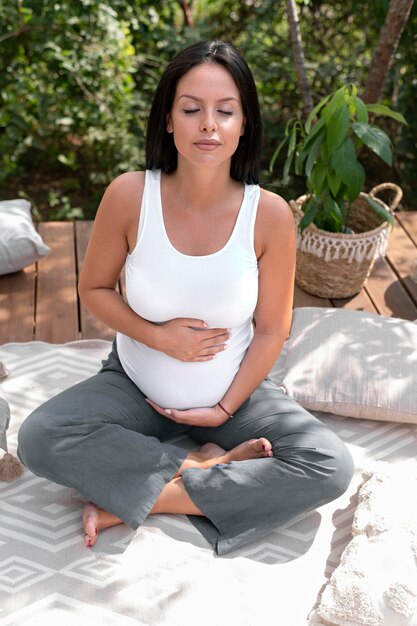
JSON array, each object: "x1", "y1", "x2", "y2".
[{"x1": 83, "y1": 438, "x2": 274, "y2": 547}]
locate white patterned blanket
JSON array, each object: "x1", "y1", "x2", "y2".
[{"x1": 1, "y1": 341, "x2": 417, "y2": 626}]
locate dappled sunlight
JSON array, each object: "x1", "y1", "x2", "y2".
[{"x1": 276, "y1": 307, "x2": 417, "y2": 421}]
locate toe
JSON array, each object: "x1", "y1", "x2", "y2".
[{"x1": 260, "y1": 438, "x2": 273, "y2": 453}]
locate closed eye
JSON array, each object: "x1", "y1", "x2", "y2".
[
  {"x1": 219, "y1": 110, "x2": 233, "y2": 116},
  {"x1": 183, "y1": 109, "x2": 200, "y2": 114}
]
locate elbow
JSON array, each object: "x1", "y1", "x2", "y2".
[
  {"x1": 77, "y1": 274, "x2": 96, "y2": 309},
  {"x1": 77, "y1": 275, "x2": 88, "y2": 304}
]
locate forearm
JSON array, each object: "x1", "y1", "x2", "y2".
[
  {"x1": 219, "y1": 330, "x2": 287, "y2": 415},
  {"x1": 80, "y1": 287, "x2": 157, "y2": 347}
]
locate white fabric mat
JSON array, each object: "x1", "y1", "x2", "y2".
[{"x1": 1, "y1": 340, "x2": 417, "y2": 626}]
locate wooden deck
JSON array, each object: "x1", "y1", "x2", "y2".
[{"x1": 1, "y1": 212, "x2": 417, "y2": 344}]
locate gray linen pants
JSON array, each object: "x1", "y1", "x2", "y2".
[{"x1": 17, "y1": 342, "x2": 353, "y2": 555}]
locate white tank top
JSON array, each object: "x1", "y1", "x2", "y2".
[{"x1": 117, "y1": 169, "x2": 260, "y2": 409}]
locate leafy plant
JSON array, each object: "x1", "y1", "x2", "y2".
[
  {"x1": 271, "y1": 85, "x2": 406, "y2": 233},
  {"x1": 48, "y1": 190, "x2": 84, "y2": 221}
]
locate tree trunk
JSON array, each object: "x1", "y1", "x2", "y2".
[
  {"x1": 363, "y1": 0, "x2": 413, "y2": 103},
  {"x1": 286, "y1": 0, "x2": 314, "y2": 118},
  {"x1": 180, "y1": 0, "x2": 194, "y2": 28}
]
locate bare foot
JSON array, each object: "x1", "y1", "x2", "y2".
[
  {"x1": 82, "y1": 502, "x2": 122, "y2": 548},
  {"x1": 222, "y1": 438, "x2": 273, "y2": 463},
  {"x1": 182, "y1": 438, "x2": 273, "y2": 472},
  {"x1": 83, "y1": 502, "x2": 99, "y2": 548}
]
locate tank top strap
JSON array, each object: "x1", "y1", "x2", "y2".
[
  {"x1": 137, "y1": 169, "x2": 163, "y2": 240},
  {"x1": 233, "y1": 182, "x2": 260, "y2": 254}
]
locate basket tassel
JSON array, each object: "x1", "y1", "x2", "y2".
[{"x1": 0, "y1": 452, "x2": 24, "y2": 482}]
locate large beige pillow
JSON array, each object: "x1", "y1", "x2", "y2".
[{"x1": 270, "y1": 307, "x2": 417, "y2": 423}]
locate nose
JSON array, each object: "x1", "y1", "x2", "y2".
[{"x1": 200, "y1": 112, "x2": 217, "y2": 132}]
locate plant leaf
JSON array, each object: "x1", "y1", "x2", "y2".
[
  {"x1": 351, "y1": 122, "x2": 392, "y2": 165},
  {"x1": 282, "y1": 127, "x2": 297, "y2": 183},
  {"x1": 331, "y1": 137, "x2": 365, "y2": 199},
  {"x1": 269, "y1": 134, "x2": 289, "y2": 172},
  {"x1": 299, "y1": 197, "x2": 319, "y2": 232},
  {"x1": 366, "y1": 196, "x2": 394, "y2": 225},
  {"x1": 295, "y1": 147, "x2": 308, "y2": 175},
  {"x1": 321, "y1": 88, "x2": 347, "y2": 122},
  {"x1": 365, "y1": 104, "x2": 407, "y2": 125},
  {"x1": 309, "y1": 160, "x2": 327, "y2": 195},
  {"x1": 353, "y1": 97, "x2": 369, "y2": 123},
  {"x1": 323, "y1": 195, "x2": 345, "y2": 230},
  {"x1": 326, "y1": 168, "x2": 342, "y2": 197},
  {"x1": 305, "y1": 93, "x2": 332, "y2": 133},
  {"x1": 325, "y1": 102, "x2": 350, "y2": 151},
  {"x1": 305, "y1": 132, "x2": 324, "y2": 178}
]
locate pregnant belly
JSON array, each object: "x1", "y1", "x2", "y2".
[{"x1": 117, "y1": 328, "x2": 251, "y2": 409}]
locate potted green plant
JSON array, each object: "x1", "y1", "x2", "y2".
[{"x1": 271, "y1": 84, "x2": 406, "y2": 298}]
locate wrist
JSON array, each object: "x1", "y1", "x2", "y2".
[
  {"x1": 217, "y1": 401, "x2": 233, "y2": 419},
  {"x1": 144, "y1": 320, "x2": 162, "y2": 350}
]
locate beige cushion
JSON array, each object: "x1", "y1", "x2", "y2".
[
  {"x1": 0, "y1": 199, "x2": 50, "y2": 274},
  {"x1": 270, "y1": 307, "x2": 417, "y2": 423},
  {"x1": 317, "y1": 461, "x2": 417, "y2": 626}
]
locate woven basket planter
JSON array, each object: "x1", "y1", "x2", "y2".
[{"x1": 289, "y1": 183, "x2": 402, "y2": 299}]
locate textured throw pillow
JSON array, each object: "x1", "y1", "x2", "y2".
[
  {"x1": 0, "y1": 199, "x2": 50, "y2": 274},
  {"x1": 316, "y1": 461, "x2": 417, "y2": 626},
  {"x1": 269, "y1": 307, "x2": 417, "y2": 423}
]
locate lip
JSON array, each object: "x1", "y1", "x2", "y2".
[{"x1": 194, "y1": 139, "x2": 221, "y2": 151}]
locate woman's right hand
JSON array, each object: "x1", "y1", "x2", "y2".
[{"x1": 154, "y1": 318, "x2": 230, "y2": 362}]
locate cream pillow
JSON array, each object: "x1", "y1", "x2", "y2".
[
  {"x1": 270, "y1": 307, "x2": 417, "y2": 423},
  {"x1": 317, "y1": 462, "x2": 417, "y2": 626},
  {"x1": 0, "y1": 199, "x2": 50, "y2": 274}
]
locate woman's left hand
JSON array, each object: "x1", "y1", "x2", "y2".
[{"x1": 145, "y1": 398, "x2": 229, "y2": 427}]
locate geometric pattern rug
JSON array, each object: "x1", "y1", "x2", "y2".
[{"x1": 1, "y1": 340, "x2": 416, "y2": 626}]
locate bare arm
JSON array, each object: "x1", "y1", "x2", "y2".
[
  {"x1": 218, "y1": 191, "x2": 296, "y2": 414},
  {"x1": 78, "y1": 172, "x2": 229, "y2": 360}
]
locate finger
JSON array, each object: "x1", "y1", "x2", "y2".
[
  {"x1": 201, "y1": 330, "x2": 230, "y2": 343},
  {"x1": 200, "y1": 339, "x2": 227, "y2": 354},
  {"x1": 200, "y1": 327, "x2": 229, "y2": 336},
  {"x1": 195, "y1": 344, "x2": 228, "y2": 358},
  {"x1": 180, "y1": 318, "x2": 209, "y2": 330},
  {"x1": 145, "y1": 398, "x2": 168, "y2": 416}
]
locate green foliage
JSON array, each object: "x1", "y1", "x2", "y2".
[
  {"x1": 0, "y1": 1, "x2": 141, "y2": 196},
  {"x1": 0, "y1": 0, "x2": 415, "y2": 218},
  {"x1": 272, "y1": 85, "x2": 406, "y2": 233}
]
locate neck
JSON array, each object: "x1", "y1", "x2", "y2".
[{"x1": 168, "y1": 160, "x2": 237, "y2": 211}]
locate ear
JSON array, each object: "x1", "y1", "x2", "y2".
[
  {"x1": 166, "y1": 114, "x2": 173, "y2": 133},
  {"x1": 240, "y1": 117, "x2": 246, "y2": 136}
]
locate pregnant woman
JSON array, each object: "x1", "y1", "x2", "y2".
[{"x1": 17, "y1": 40, "x2": 353, "y2": 554}]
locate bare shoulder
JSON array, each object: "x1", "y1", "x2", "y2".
[
  {"x1": 95, "y1": 171, "x2": 145, "y2": 243},
  {"x1": 258, "y1": 187, "x2": 294, "y2": 226},
  {"x1": 255, "y1": 188, "x2": 295, "y2": 256},
  {"x1": 101, "y1": 171, "x2": 145, "y2": 212}
]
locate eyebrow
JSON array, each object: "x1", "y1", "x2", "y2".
[{"x1": 178, "y1": 94, "x2": 239, "y2": 103}]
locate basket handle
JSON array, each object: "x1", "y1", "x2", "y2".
[{"x1": 369, "y1": 183, "x2": 403, "y2": 212}]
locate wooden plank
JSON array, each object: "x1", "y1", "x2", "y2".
[
  {"x1": 385, "y1": 215, "x2": 417, "y2": 308},
  {"x1": 75, "y1": 221, "x2": 116, "y2": 341},
  {"x1": 0, "y1": 265, "x2": 36, "y2": 343},
  {"x1": 36, "y1": 222, "x2": 79, "y2": 343},
  {"x1": 293, "y1": 284, "x2": 332, "y2": 309},
  {"x1": 361, "y1": 255, "x2": 417, "y2": 320},
  {"x1": 395, "y1": 211, "x2": 417, "y2": 245},
  {"x1": 331, "y1": 288, "x2": 379, "y2": 314}
]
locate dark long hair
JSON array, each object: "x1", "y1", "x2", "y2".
[{"x1": 145, "y1": 40, "x2": 262, "y2": 184}]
